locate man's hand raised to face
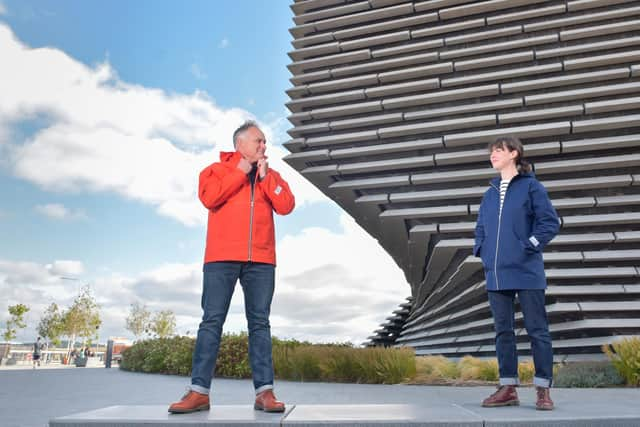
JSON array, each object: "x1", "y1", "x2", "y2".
[{"x1": 257, "y1": 156, "x2": 269, "y2": 179}]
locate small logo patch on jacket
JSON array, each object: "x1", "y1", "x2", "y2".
[{"x1": 275, "y1": 185, "x2": 282, "y2": 195}]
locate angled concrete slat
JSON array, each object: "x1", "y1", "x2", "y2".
[
  {"x1": 585, "y1": 96, "x2": 640, "y2": 114},
  {"x1": 560, "y1": 19, "x2": 640, "y2": 42},
  {"x1": 439, "y1": 35, "x2": 558, "y2": 60},
  {"x1": 314, "y1": 4, "x2": 414, "y2": 32},
  {"x1": 307, "y1": 74, "x2": 379, "y2": 95},
  {"x1": 452, "y1": 51, "x2": 535, "y2": 73},
  {"x1": 564, "y1": 51, "x2": 640, "y2": 71},
  {"x1": 536, "y1": 37, "x2": 640, "y2": 60},
  {"x1": 340, "y1": 30, "x2": 411, "y2": 52},
  {"x1": 499, "y1": 105, "x2": 584, "y2": 125},
  {"x1": 563, "y1": 212, "x2": 640, "y2": 228},
  {"x1": 378, "y1": 115, "x2": 496, "y2": 139},
  {"x1": 332, "y1": 52, "x2": 439, "y2": 78},
  {"x1": 488, "y1": 4, "x2": 566, "y2": 26},
  {"x1": 572, "y1": 115, "x2": 640, "y2": 134},
  {"x1": 330, "y1": 138, "x2": 443, "y2": 159},
  {"x1": 445, "y1": 63, "x2": 560, "y2": 89},
  {"x1": 404, "y1": 98, "x2": 523, "y2": 122},
  {"x1": 445, "y1": 25, "x2": 523, "y2": 46},
  {"x1": 525, "y1": 82, "x2": 640, "y2": 106},
  {"x1": 372, "y1": 39, "x2": 444, "y2": 59},
  {"x1": 292, "y1": 1, "x2": 367, "y2": 25},
  {"x1": 382, "y1": 84, "x2": 499, "y2": 110},
  {"x1": 526, "y1": 5, "x2": 640, "y2": 32},
  {"x1": 410, "y1": 18, "x2": 485, "y2": 39},
  {"x1": 333, "y1": 13, "x2": 439, "y2": 40},
  {"x1": 502, "y1": 68, "x2": 630, "y2": 95},
  {"x1": 439, "y1": 0, "x2": 548, "y2": 21},
  {"x1": 338, "y1": 155, "x2": 435, "y2": 175},
  {"x1": 568, "y1": 0, "x2": 637, "y2": 12},
  {"x1": 378, "y1": 62, "x2": 453, "y2": 83},
  {"x1": 444, "y1": 123, "x2": 570, "y2": 147},
  {"x1": 562, "y1": 134, "x2": 640, "y2": 153}
]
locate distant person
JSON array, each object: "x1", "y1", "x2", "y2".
[
  {"x1": 168, "y1": 120, "x2": 295, "y2": 414},
  {"x1": 474, "y1": 136, "x2": 559, "y2": 410},
  {"x1": 32, "y1": 337, "x2": 43, "y2": 369}
]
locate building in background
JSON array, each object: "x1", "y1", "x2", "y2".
[{"x1": 284, "y1": 0, "x2": 640, "y2": 360}]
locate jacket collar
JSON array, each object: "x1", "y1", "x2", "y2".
[
  {"x1": 220, "y1": 151, "x2": 242, "y2": 165},
  {"x1": 490, "y1": 171, "x2": 534, "y2": 186}
]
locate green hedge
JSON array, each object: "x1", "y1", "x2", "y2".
[
  {"x1": 120, "y1": 334, "x2": 415, "y2": 384},
  {"x1": 120, "y1": 334, "x2": 636, "y2": 387},
  {"x1": 554, "y1": 361, "x2": 624, "y2": 388},
  {"x1": 603, "y1": 337, "x2": 640, "y2": 386}
]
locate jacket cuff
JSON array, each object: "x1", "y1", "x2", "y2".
[{"x1": 527, "y1": 235, "x2": 542, "y2": 252}]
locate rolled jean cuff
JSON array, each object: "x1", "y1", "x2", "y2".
[
  {"x1": 190, "y1": 384, "x2": 209, "y2": 395},
  {"x1": 255, "y1": 384, "x2": 273, "y2": 395},
  {"x1": 499, "y1": 377, "x2": 520, "y2": 386},
  {"x1": 533, "y1": 376, "x2": 552, "y2": 388}
]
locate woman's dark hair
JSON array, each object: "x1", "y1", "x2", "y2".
[{"x1": 488, "y1": 136, "x2": 532, "y2": 173}]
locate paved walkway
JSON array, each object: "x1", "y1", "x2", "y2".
[{"x1": 1, "y1": 366, "x2": 639, "y2": 426}]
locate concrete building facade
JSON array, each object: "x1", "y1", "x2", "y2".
[{"x1": 284, "y1": 0, "x2": 640, "y2": 360}]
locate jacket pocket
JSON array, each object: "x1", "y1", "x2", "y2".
[{"x1": 498, "y1": 230, "x2": 528, "y2": 268}]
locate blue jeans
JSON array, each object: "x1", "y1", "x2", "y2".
[
  {"x1": 190, "y1": 261, "x2": 275, "y2": 394},
  {"x1": 487, "y1": 289, "x2": 553, "y2": 388}
]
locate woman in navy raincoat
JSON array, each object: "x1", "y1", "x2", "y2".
[{"x1": 474, "y1": 136, "x2": 559, "y2": 410}]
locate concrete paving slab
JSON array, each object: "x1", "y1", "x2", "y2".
[
  {"x1": 282, "y1": 404, "x2": 482, "y2": 427},
  {"x1": 463, "y1": 399, "x2": 640, "y2": 427},
  {"x1": 50, "y1": 405, "x2": 285, "y2": 427},
  {"x1": 4, "y1": 368, "x2": 640, "y2": 427}
]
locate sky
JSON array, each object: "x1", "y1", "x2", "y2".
[{"x1": 0, "y1": 0, "x2": 408, "y2": 345}]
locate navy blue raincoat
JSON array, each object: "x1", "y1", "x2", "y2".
[{"x1": 474, "y1": 172, "x2": 560, "y2": 291}]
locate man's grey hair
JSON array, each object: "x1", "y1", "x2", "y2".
[{"x1": 233, "y1": 120, "x2": 261, "y2": 147}]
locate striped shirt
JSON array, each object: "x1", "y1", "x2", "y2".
[{"x1": 499, "y1": 179, "x2": 510, "y2": 215}]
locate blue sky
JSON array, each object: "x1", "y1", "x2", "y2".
[{"x1": 0, "y1": 1, "x2": 406, "y2": 344}]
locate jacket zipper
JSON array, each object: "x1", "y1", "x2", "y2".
[
  {"x1": 491, "y1": 182, "x2": 502, "y2": 290},
  {"x1": 247, "y1": 171, "x2": 258, "y2": 261}
]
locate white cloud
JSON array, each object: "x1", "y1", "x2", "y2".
[
  {"x1": 0, "y1": 24, "x2": 327, "y2": 227},
  {"x1": 0, "y1": 214, "x2": 408, "y2": 344},
  {"x1": 0, "y1": 23, "x2": 407, "y2": 345},
  {"x1": 35, "y1": 203, "x2": 87, "y2": 220},
  {"x1": 189, "y1": 63, "x2": 207, "y2": 80},
  {"x1": 47, "y1": 260, "x2": 85, "y2": 277},
  {"x1": 218, "y1": 38, "x2": 229, "y2": 49}
]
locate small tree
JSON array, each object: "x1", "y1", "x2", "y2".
[
  {"x1": 3, "y1": 304, "x2": 30, "y2": 342},
  {"x1": 150, "y1": 309, "x2": 176, "y2": 338},
  {"x1": 63, "y1": 285, "x2": 101, "y2": 354},
  {"x1": 125, "y1": 302, "x2": 151, "y2": 341},
  {"x1": 37, "y1": 303, "x2": 65, "y2": 346}
]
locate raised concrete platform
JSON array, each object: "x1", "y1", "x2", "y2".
[{"x1": 49, "y1": 403, "x2": 640, "y2": 427}]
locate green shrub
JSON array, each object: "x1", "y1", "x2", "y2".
[
  {"x1": 603, "y1": 337, "x2": 640, "y2": 386},
  {"x1": 273, "y1": 344, "x2": 415, "y2": 384},
  {"x1": 458, "y1": 356, "x2": 498, "y2": 381},
  {"x1": 215, "y1": 332, "x2": 251, "y2": 378},
  {"x1": 414, "y1": 355, "x2": 460, "y2": 382},
  {"x1": 370, "y1": 347, "x2": 416, "y2": 384},
  {"x1": 121, "y1": 334, "x2": 250, "y2": 377},
  {"x1": 164, "y1": 336, "x2": 195, "y2": 376},
  {"x1": 518, "y1": 360, "x2": 535, "y2": 383},
  {"x1": 554, "y1": 361, "x2": 625, "y2": 388}
]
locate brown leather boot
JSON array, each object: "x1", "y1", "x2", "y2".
[
  {"x1": 535, "y1": 387, "x2": 554, "y2": 410},
  {"x1": 482, "y1": 385, "x2": 520, "y2": 407},
  {"x1": 254, "y1": 389, "x2": 285, "y2": 413},
  {"x1": 168, "y1": 390, "x2": 210, "y2": 414}
]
